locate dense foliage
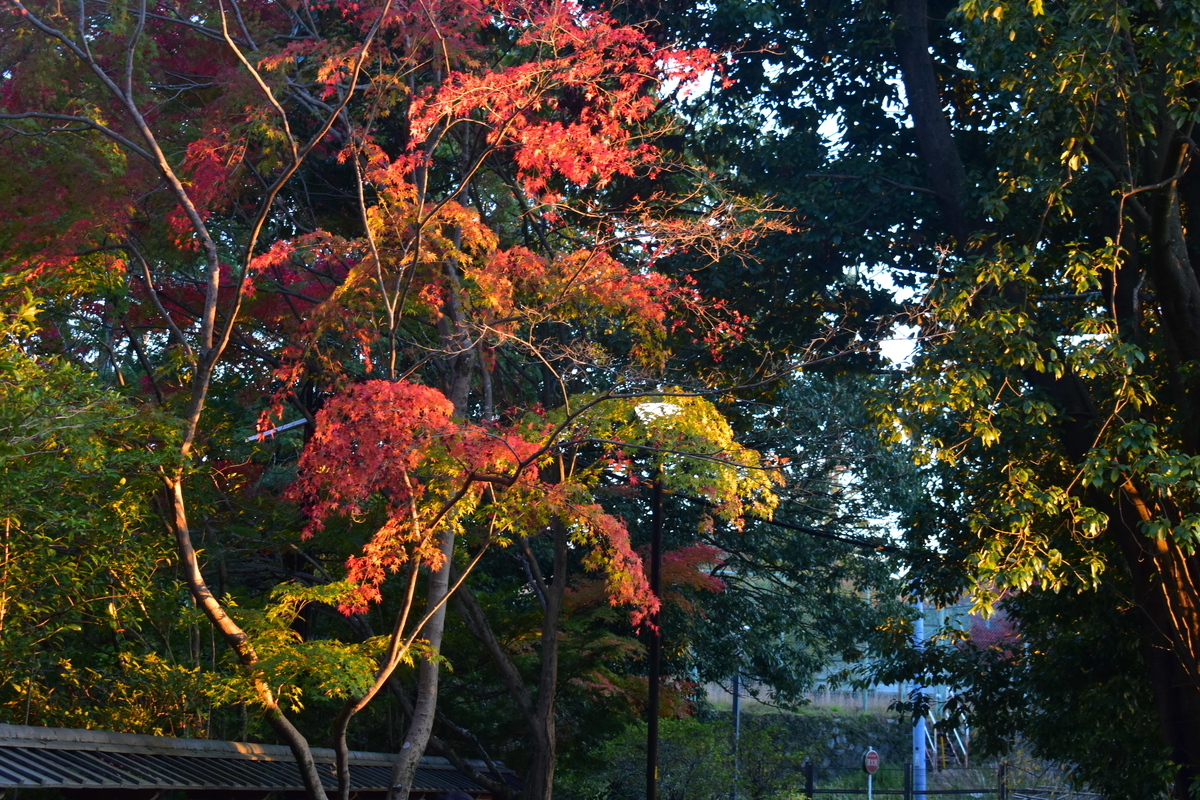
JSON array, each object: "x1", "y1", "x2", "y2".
[
  {"x1": 647, "y1": 0, "x2": 1200, "y2": 795},
  {"x1": 20, "y1": 0, "x2": 1200, "y2": 794},
  {"x1": 0, "y1": 0, "x2": 897, "y2": 798}
]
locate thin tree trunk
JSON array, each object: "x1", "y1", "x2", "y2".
[
  {"x1": 454, "y1": 584, "x2": 535, "y2": 720},
  {"x1": 0, "y1": 520, "x2": 10, "y2": 636},
  {"x1": 167, "y1": 476, "x2": 330, "y2": 800},
  {"x1": 387, "y1": 675, "x2": 518, "y2": 799},
  {"x1": 453, "y1": 523, "x2": 565, "y2": 800},
  {"x1": 386, "y1": 530, "x2": 457, "y2": 800},
  {"x1": 524, "y1": 521, "x2": 567, "y2": 800},
  {"x1": 645, "y1": 476, "x2": 662, "y2": 800}
]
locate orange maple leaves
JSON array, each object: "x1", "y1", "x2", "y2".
[
  {"x1": 406, "y1": 0, "x2": 716, "y2": 203},
  {"x1": 288, "y1": 380, "x2": 522, "y2": 610},
  {"x1": 269, "y1": 0, "x2": 758, "y2": 625},
  {"x1": 289, "y1": 380, "x2": 458, "y2": 534},
  {"x1": 287, "y1": 379, "x2": 664, "y2": 622}
]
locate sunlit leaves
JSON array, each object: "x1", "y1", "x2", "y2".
[
  {"x1": 878, "y1": 237, "x2": 1162, "y2": 599},
  {"x1": 407, "y1": 0, "x2": 715, "y2": 203},
  {"x1": 563, "y1": 392, "x2": 782, "y2": 526},
  {"x1": 877, "y1": 0, "x2": 1200, "y2": 619},
  {"x1": 0, "y1": 300, "x2": 197, "y2": 732}
]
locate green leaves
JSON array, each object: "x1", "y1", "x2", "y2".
[
  {"x1": 563, "y1": 391, "x2": 782, "y2": 526},
  {"x1": 0, "y1": 305, "x2": 201, "y2": 731}
]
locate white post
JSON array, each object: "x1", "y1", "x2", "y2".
[
  {"x1": 863, "y1": 746, "x2": 879, "y2": 800},
  {"x1": 913, "y1": 599, "x2": 926, "y2": 800}
]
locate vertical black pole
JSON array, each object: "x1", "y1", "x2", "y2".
[
  {"x1": 997, "y1": 761, "x2": 1007, "y2": 800},
  {"x1": 904, "y1": 762, "x2": 913, "y2": 800},
  {"x1": 647, "y1": 473, "x2": 663, "y2": 800},
  {"x1": 803, "y1": 761, "x2": 814, "y2": 799},
  {"x1": 731, "y1": 671, "x2": 741, "y2": 800}
]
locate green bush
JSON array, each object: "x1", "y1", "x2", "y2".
[{"x1": 557, "y1": 716, "x2": 811, "y2": 800}]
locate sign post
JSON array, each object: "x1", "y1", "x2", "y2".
[{"x1": 862, "y1": 747, "x2": 880, "y2": 800}]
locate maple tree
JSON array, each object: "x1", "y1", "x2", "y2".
[
  {"x1": 434, "y1": 391, "x2": 780, "y2": 798},
  {"x1": 0, "y1": 0, "x2": 788, "y2": 797}
]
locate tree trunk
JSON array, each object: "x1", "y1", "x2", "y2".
[
  {"x1": 452, "y1": 523, "x2": 565, "y2": 800},
  {"x1": 386, "y1": 676, "x2": 518, "y2": 799},
  {"x1": 167, "y1": 476, "x2": 330, "y2": 800},
  {"x1": 890, "y1": 0, "x2": 972, "y2": 247},
  {"x1": 1127, "y1": 116, "x2": 1200, "y2": 798},
  {"x1": 386, "y1": 530, "x2": 457, "y2": 800},
  {"x1": 1110, "y1": 508, "x2": 1200, "y2": 799},
  {"x1": 524, "y1": 522, "x2": 567, "y2": 800},
  {"x1": 1147, "y1": 133, "x2": 1200, "y2": 451}
]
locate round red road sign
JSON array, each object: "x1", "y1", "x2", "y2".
[{"x1": 862, "y1": 748, "x2": 880, "y2": 775}]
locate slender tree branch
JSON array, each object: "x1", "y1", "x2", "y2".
[
  {"x1": 218, "y1": 0, "x2": 297, "y2": 160},
  {"x1": 125, "y1": 239, "x2": 195, "y2": 363},
  {"x1": 805, "y1": 172, "x2": 938, "y2": 196},
  {"x1": 0, "y1": 113, "x2": 155, "y2": 163}
]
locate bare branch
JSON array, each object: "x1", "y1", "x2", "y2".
[
  {"x1": 124, "y1": 239, "x2": 196, "y2": 363},
  {"x1": 226, "y1": 0, "x2": 257, "y2": 50},
  {"x1": 0, "y1": 113, "x2": 155, "y2": 163},
  {"x1": 805, "y1": 172, "x2": 938, "y2": 196},
  {"x1": 124, "y1": 0, "x2": 147, "y2": 98},
  {"x1": 576, "y1": 437, "x2": 783, "y2": 472},
  {"x1": 218, "y1": 0, "x2": 296, "y2": 160},
  {"x1": 212, "y1": 0, "x2": 401, "y2": 372}
]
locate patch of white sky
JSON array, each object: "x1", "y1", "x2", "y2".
[
  {"x1": 809, "y1": 72, "x2": 921, "y2": 369},
  {"x1": 744, "y1": 39, "x2": 990, "y2": 554},
  {"x1": 873, "y1": 274, "x2": 922, "y2": 370},
  {"x1": 671, "y1": 41, "x2": 964, "y2": 370}
]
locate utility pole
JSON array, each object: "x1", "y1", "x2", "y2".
[
  {"x1": 647, "y1": 472, "x2": 663, "y2": 800},
  {"x1": 731, "y1": 670, "x2": 741, "y2": 800}
]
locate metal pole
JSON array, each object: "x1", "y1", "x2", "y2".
[
  {"x1": 998, "y1": 761, "x2": 1008, "y2": 800},
  {"x1": 804, "y1": 762, "x2": 815, "y2": 799},
  {"x1": 731, "y1": 671, "x2": 741, "y2": 800},
  {"x1": 864, "y1": 588, "x2": 872, "y2": 713},
  {"x1": 913, "y1": 600, "x2": 926, "y2": 800},
  {"x1": 647, "y1": 474, "x2": 663, "y2": 800},
  {"x1": 904, "y1": 762, "x2": 912, "y2": 800}
]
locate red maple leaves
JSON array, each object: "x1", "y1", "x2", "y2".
[
  {"x1": 0, "y1": 0, "x2": 759, "y2": 627},
  {"x1": 406, "y1": 0, "x2": 715, "y2": 203},
  {"x1": 271, "y1": 0, "x2": 750, "y2": 620},
  {"x1": 287, "y1": 379, "x2": 669, "y2": 622},
  {"x1": 288, "y1": 380, "x2": 457, "y2": 533}
]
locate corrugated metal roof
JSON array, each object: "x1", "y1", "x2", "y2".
[{"x1": 0, "y1": 724, "x2": 514, "y2": 796}]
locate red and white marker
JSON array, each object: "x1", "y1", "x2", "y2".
[{"x1": 863, "y1": 748, "x2": 880, "y2": 800}]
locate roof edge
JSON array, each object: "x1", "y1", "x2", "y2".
[{"x1": 0, "y1": 724, "x2": 426, "y2": 767}]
